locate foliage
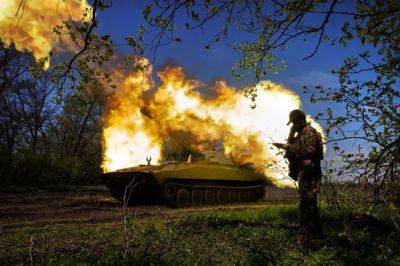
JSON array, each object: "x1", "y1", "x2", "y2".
[
  {"x1": 0, "y1": 43, "x2": 103, "y2": 187},
  {"x1": 50, "y1": 0, "x2": 115, "y2": 98},
  {"x1": 308, "y1": 0, "x2": 400, "y2": 202}
]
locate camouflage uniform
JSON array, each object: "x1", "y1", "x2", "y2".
[{"x1": 287, "y1": 124, "x2": 324, "y2": 241}]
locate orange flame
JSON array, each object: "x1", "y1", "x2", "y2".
[
  {"x1": 101, "y1": 59, "x2": 162, "y2": 171},
  {"x1": 0, "y1": 0, "x2": 90, "y2": 68},
  {"x1": 102, "y1": 61, "x2": 325, "y2": 188}
]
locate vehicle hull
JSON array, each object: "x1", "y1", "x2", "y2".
[{"x1": 102, "y1": 161, "x2": 269, "y2": 206}]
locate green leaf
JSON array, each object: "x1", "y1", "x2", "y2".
[{"x1": 143, "y1": 4, "x2": 152, "y2": 19}]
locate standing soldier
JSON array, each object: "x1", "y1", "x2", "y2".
[{"x1": 274, "y1": 109, "x2": 324, "y2": 244}]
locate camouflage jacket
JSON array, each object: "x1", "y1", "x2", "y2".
[{"x1": 287, "y1": 124, "x2": 323, "y2": 162}]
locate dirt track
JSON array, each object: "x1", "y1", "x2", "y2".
[{"x1": 0, "y1": 186, "x2": 297, "y2": 231}]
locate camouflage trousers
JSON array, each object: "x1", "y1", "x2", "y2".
[{"x1": 298, "y1": 170, "x2": 323, "y2": 242}]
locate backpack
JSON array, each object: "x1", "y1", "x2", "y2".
[{"x1": 315, "y1": 130, "x2": 324, "y2": 160}]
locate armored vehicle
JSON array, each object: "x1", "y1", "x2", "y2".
[{"x1": 102, "y1": 150, "x2": 267, "y2": 206}]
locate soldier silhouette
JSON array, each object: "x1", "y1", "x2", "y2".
[
  {"x1": 274, "y1": 109, "x2": 324, "y2": 244},
  {"x1": 146, "y1": 156, "x2": 152, "y2": 166}
]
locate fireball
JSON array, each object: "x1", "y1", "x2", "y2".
[{"x1": 101, "y1": 61, "x2": 325, "y2": 188}]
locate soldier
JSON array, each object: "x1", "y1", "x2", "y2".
[{"x1": 274, "y1": 109, "x2": 324, "y2": 243}]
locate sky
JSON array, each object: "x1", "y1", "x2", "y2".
[
  {"x1": 95, "y1": 0, "x2": 370, "y2": 159},
  {"x1": 96, "y1": 1, "x2": 362, "y2": 109}
]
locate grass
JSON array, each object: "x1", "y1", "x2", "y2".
[{"x1": 1, "y1": 200, "x2": 400, "y2": 265}]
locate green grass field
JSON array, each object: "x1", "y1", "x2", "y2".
[{"x1": 1, "y1": 188, "x2": 400, "y2": 265}]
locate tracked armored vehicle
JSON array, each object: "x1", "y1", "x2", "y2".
[{"x1": 102, "y1": 150, "x2": 267, "y2": 206}]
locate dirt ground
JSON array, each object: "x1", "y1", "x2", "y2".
[{"x1": 0, "y1": 186, "x2": 298, "y2": 231}]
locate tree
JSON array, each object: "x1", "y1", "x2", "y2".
[
  {"x1": 0, "y1": 43, "x2": 103, "y2": 187},
  {"x1": 0, "y1": 44, "x2": 37, "y2": 182},
  {"x1": 49, "y1": 93, "x2": 103, "y2": 184}
]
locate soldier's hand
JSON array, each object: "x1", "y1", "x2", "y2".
[
  {"x1": 272, "y1": 143, "x2": 289, "y2": 149},
  {"x1": 289, "y1": 126, "x2": 297, "y2": 136}
]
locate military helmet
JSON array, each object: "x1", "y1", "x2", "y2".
[{"x1": 287, "y1": 109, "x2": 306, "y2": 125}]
